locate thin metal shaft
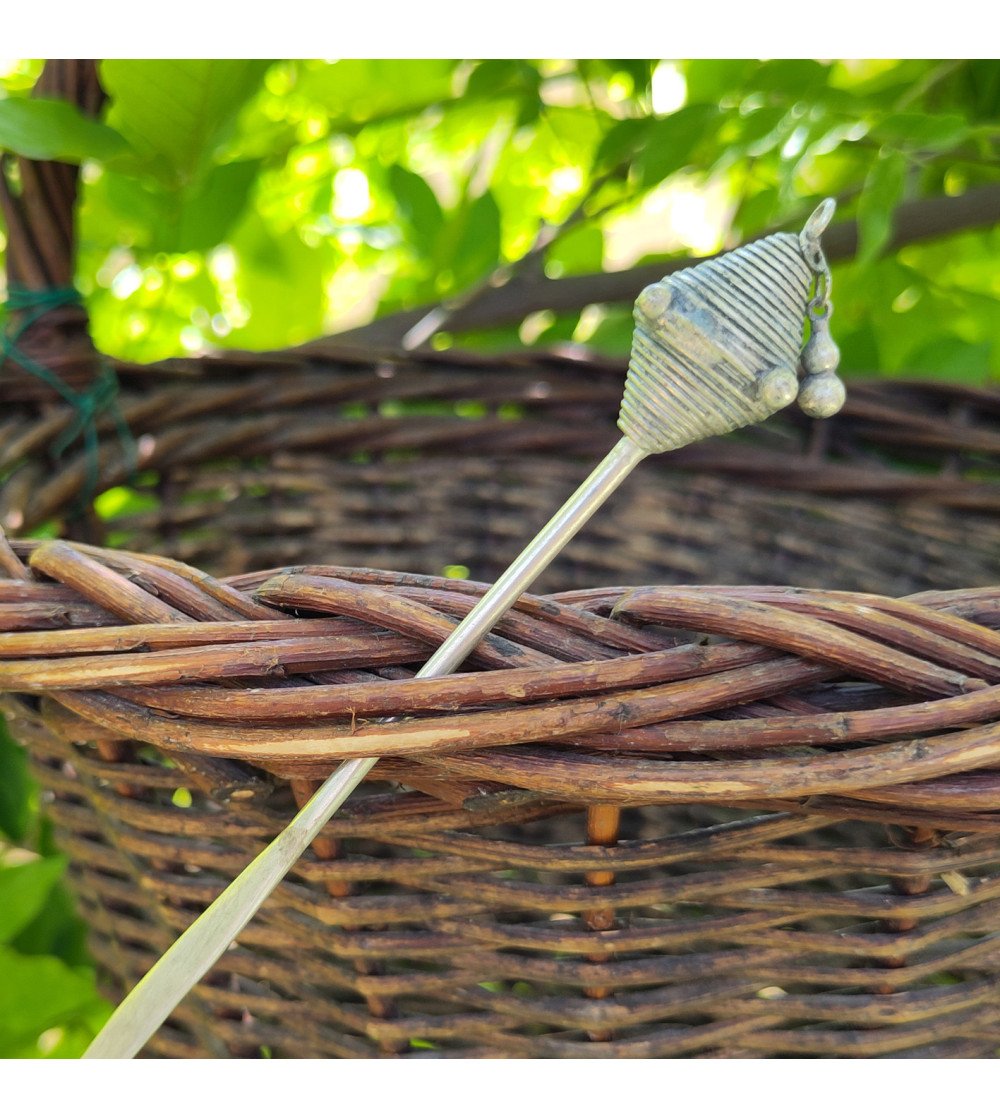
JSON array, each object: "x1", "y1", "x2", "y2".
[{"x1": 84, "y1": 435, "x2": 647, "y2": 1058}]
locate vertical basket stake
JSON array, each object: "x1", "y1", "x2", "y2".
[{"x1": 84, "y1": 199, "x2": 842, "y2": 1059}]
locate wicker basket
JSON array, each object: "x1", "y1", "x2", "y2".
[{"x1": 2, "y1": 63, "x2": 1000, "y2": 1059}]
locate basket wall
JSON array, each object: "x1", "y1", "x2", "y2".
[
  {"x1": 5, "y1": 346, "x2": 1000, "y2": 594},
  {"x1": 7, "y1": 681, "x2": 1000, "y2": 1060},
  {"x1": 2, "y1": 527, "x2": 1000, "y2": 1058}
]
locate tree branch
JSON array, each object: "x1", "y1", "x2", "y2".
[{"x1": 330, "y1": 184, "x2": 1000, "y2": 348}]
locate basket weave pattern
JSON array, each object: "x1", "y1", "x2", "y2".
[
  {"x1": 4, "y1": 347, "x2": 1000, "y2": 593},
  {"x1": 3, "y1": 537, "x2": 1000, "y2": 1057}
]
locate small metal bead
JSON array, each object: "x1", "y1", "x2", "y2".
[
  {"x1": 798, "y1": 372, "x2": 846, "y2": 418},
  {"x1": 802, "y1": 318, "x2": 840, "y2": 377},
  {"x1": 635, "y1": 282, "x2": 672, "y2": 322},
  {"x1": 759, "y1": 365, "x2": 799, "y2": 411}
]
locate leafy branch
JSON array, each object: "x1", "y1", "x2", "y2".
[{"x1": 337, "y1": 183, "x2": 1000, "y2": 345}]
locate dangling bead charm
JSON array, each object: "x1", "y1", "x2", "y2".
[
  {"x1": 799, "y1": 314, "x2": 846, "y2": 418},
  {"x1": 795, "y1": 210, "x2": 846, "y2": 420},
  {"x1": 799, "y1": 369, "x2": 846, "y2": 418},
  {"x1": 802, "y1": 314, "x2": 840, "y2": 377}
]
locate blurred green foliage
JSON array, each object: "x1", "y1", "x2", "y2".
[
  {"x1": 0, "y1": 58, "x2": 998, "y2": 1057},
  {"x1": 0, "y1": 58, "x2": 997, "y2": 375},
  {"x1": 0, "y1": 720, "x2": 111, "y2": 1057}
]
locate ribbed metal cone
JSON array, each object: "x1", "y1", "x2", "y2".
[{"x1": 619, "y1": 231, "x2": 814, "y2": 453}]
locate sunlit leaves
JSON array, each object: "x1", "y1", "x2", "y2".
[
  {"x1": 294, "y1": 59, "x2": 459, "y2": 128},
  {"x1": 85, "y1": 160, "x2": 262, "y2": 255},
  {"x1": 379, "y1": 174, "x2": 504, "y2": 307},
  {"x1": 752, "y1": 59, "x2": 831, "y2": 97},
  {"x1": 0, "y1": 98, "x2": 129, "y2": 162},
  {"x1": 832, "y1": 224, "x2": 1000, "y2": 377},
  {"x1": 465, "y1": 59, "x2": 541, "y2": 103},
  {"x1": 82, "y1": 248, "x2": 223, "y2": 363},
  {"x1": 0, "y1": 710, "x2": 110, "y2": 1058},
  {"x1": 683, "y1": 60, "x2": 756, "y2": 106},
  {"x1": 489, "y1": 104, "x2": 607, "y2": 260},
  {"x1": 100, "y1": 59, "x2": 272, "y2": 184},
  {"x1": 69, "y1": 61, "x2": 279, "y2": 357},
  {"x1": 725, "y1": 106, "x2": 790, "y2": 157},
  {"x1": 580, "y1": 306, "x2": 636, "y2": 355},
  {"x1": 1, "y1": 58, "x2": 994, "y2": 377},
  {"x1": 0, "y1": 58, "x2": 43, "y2": 94},
  {"x1": 221, "y1": 215, "x2": 335, "y2": 350}
]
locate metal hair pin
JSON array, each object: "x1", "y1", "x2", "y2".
[{"x1": 84, "y1": 198, "x2": 844, "y2": 1059}]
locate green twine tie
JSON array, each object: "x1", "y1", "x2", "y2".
[{"x1": 1, "y1": 286, "x2": 137, "y2": 509}]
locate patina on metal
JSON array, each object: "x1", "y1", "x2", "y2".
[
  {"x1": 84, "y1": 198, "x2": 843, "y2": 1060},
  {"x1": 619, "y1": 194, "x2": 843, "y2": 451}
]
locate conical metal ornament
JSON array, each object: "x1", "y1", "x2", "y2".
[
  {"x1": 84, "y1": 198, "x2": 844, "y2": 1059},
  {"x1": 620, "y1": 199, "x2": 844, "y2": 452}
]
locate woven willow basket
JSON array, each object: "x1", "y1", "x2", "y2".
[{"x1": 3, "y1": 63, "x2": 1000, "y2": 1059}]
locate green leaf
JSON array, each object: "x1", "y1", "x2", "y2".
[
  {"x1": 388, "y1": 165, "x2": 444, "y2": 257},
  {"x1": 733, "y1": 107, "x2": 791, "y2": 154},
  {"x1": 871, "y1": 113, "x2": 969, "y2": 151},
  {"x1": 465, "y1": 60, "x2": 540, "y2": 101},
  {"x1": 89, "y1": 171, "x2": 170, "y2": 248},
  {"x1": 594, "y1": 118, "x2": 652, "y2": 174},
  {"x1": 88, "y1": 159, "x2": 262, "y2": 254},
  {"x1": 856, "y1": 150, "x2": 907, "y2": 266},
  {"x1": 0, "y1": 718, "x2": 31, "y2": 842},
  {"x1": 753, "y1": 60, "x2": 831, "y2": 96},
  {"x1": 0, "y1": 946, "x2": 106, "y2": 1052},
  {"x1": 101, "y1": 60, "x2": 272, "y2": 184},
  {"x1": 0, "y1": 858, "x2": 66, "y2": 944},
  {"x1": 444, "y1": 190, "x2": 502, "y2": 292},
  {"x1": 0, "y1": 97, "x2": 129, "y2": 162},
  {"x1": 638, "y1": 105, "x2": 719, "y2": 188},
  {"x1": 12, "y1": 880, "x2": 91, "y2": 965},
  {"x1": 172, "y1": 160, "x2": 262, "y2": 252}
]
